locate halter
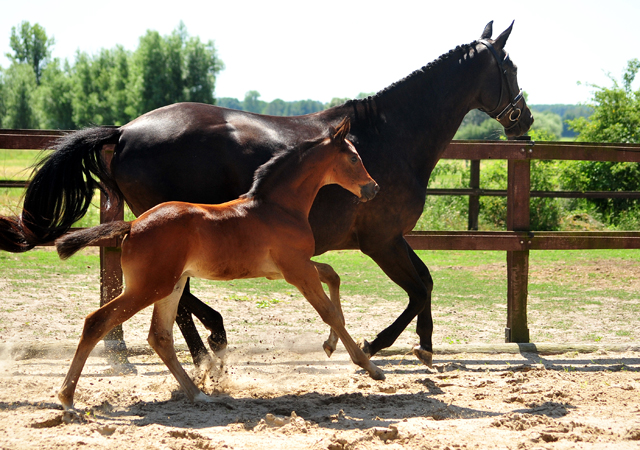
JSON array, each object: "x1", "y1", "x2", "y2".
[{"x1": 478, "y1": 39, "x2": 527, "y2": 133}]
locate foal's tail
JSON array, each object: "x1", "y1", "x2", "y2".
[
  {"x1": 56, "y1": 221, "x2": 131, "y2": 260},
  {"x1": 0, "y1": 127, "x2": 122, "y2": 253}
]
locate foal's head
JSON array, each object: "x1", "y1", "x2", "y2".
[{"x1": 327, "y1": 118, "x2": 379, "y2": 202}]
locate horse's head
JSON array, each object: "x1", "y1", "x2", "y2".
[
  {"x1": 328, "y1": 118, "x2": 379, "y2": 202},
  {"x1": 476, "y1": 21, "x2": 534, "y2": 137}
]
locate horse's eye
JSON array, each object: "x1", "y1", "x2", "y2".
[{"x1": 350, "y1": 156, "x2": 358, "y2": 163}]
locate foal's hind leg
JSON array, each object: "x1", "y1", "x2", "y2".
[
  {"x1": 148, "y1": 277, "x2": 211, "y2": 403},
  {"x1": 313, "y1": 262, "x2": 343, "y2": 357},
  {"x1": 58, "y1": 293, "x2": 150, "y2": 410}
]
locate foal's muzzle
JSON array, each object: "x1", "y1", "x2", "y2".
[{"x1": 359, "y1": 182, "x2": 380, "y2": 202}]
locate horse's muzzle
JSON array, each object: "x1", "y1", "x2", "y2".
[{"x1": 359, "y1": 182, "x2": 380, "y2": 202}]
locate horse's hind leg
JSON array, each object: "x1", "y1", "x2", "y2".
[
  {"x1": 314, "y1": 262, "x2": 343, "y2": 357},
  {"x1": 58, "y1": 293, "x2": 148, "y2": 410},
  {"x1": 179, "y1": 280, "x2": 227, "y2": 356},
  {"x1": 176, "y1": 281, "x2": 226, "y2": 379},
  {"x1": 148, "y1": 277, "x2": 211, "y2": 403}
]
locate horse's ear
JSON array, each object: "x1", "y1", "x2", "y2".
[
  {"x1": 332, "y1": 117, "x2": 351, "y2": 144},
  {"x1": 493, "y1": 21, "x2": 514, "y2": 51},
  {"x1": 481, "y1": 21, "x2": 493, "y2": 39}
]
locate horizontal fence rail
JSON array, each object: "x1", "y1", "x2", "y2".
[{"x1": 2, "y1": 131, "x2": 640, "y2": 346}]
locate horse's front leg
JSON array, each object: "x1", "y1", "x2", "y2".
[
  {"x1": 313, "y1": 261, "x2": 343, "y2": 357},
  {"x1": 361, "y1": 236, "x2": 434, "y2": 367},
  {"x1": 282, "y1": 260, "x2": 384, "y2": 381}
]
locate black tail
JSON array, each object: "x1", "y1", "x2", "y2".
[
  {"x1": 0, "y1": 127, "x2": 122, "y2": 253},
  {"x1": 56, "y1": 221, "x2": 131, "y2": 260}
]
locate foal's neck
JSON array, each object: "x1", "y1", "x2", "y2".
[{"x1": 263, "y1": 145, "x2": 337, "y2": 218}]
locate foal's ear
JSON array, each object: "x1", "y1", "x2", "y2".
[
  {"x1": 331, "y1": 117, "x2": 351, "y2": 144},
  {"x1": 493, "y1": 21, "x2": 514, "y2": 51},
  {"x1": 480, "y1": 21, "x2": 493, "y2": 40}
]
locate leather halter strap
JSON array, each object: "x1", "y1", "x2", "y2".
[{"x1": 478, "y1": 39, "x2": 527, "y2": 132}]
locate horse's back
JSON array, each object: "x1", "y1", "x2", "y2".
[{"x1": 112, "y1": 103, "x2": 326, "y2": 214}]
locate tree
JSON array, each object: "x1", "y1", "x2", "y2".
[
  {"x1": 133, "y1": 22, "x2": 223, "y2": 114},
  {"x1": 243, "y1": 91, "x2": 266, "y2": 113},
  {"x1": 529, "y1": 111, "x2": 563, "y2": 140},
  {"x1": 2, "y1": 63, "x2": 38, "y2": 128},
  {"x1": 563, "y1": 59, "x2": 640, "y2": 223},
  {"x1": 7, "y1": 21, "x2": 54, "y2": 84},
  {"x1": 568, "y1": 59, "x2": 640, "y2": 143},
  {"x1": 36, "y1": 58, "x2": 74, "y2": 129}
]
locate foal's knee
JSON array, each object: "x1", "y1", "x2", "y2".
[{"x1": 148, "y1": 328, "x2": 173, "y2": 352}]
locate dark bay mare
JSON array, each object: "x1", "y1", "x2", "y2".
[{"x1": 0, "y1": 22, "x2": 532, "y2": 371}]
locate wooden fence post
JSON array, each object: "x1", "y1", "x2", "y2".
[
  {"x1": 99, "y1": 144, "x2": 126, "y2": 353},
  {"x1": 468, "y1": 160, "x2": 480, "y2": 231},
  {"x1": 505, "y1": 143, "x2": 532, "y2": 343}
]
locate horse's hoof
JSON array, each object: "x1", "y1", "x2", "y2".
[
  {"x1": 208, "y1": 335, "x2": 228, "y2": 358},
  {"x1": 358, "y1": 339, "x2": 372, "y2": 358},
  {"x1": 412, "y1": 345, "x2": 434, "y2": 368},
  {"x1": 322, "y1": 340, "x2": 335, "y2": 358},
  {"x1": 192, "y1": 353, "x2": 216, "y2": 385}
]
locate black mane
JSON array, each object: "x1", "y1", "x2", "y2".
[
  {"x1": 241, "y1": 136, "x2": 327, "y2": 200},
  {"x1": 342, "y1": 42, "x2": 478, "y2": 109}
]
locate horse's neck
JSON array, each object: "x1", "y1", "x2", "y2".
[
  {"x1": 355, "y1": 44, "x2": 486, "y2": 180},
  {"x1": 263, "y1": 147, "x2": 335, "y2": 218}
]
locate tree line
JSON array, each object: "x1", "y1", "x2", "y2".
[{"x1": 0, "y1": 21, "x2": 223, "y2": 129}]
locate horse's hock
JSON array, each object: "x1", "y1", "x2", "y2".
[{"x1": 3, "y1": 131, "x2": 640, "y2": 348}]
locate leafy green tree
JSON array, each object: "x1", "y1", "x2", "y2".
[
  {"x1": 133, "y1": 22, "x2": 223, "y2": 114},
  {"x1": 0, "y1": 69, "x2": 5, "y2": 127},
  {"x1": 36, "y1": 58, "x2": 74, "y2": 129},
  {"x1": 7, "y1": 21, "x2": 54, "y2": 84},
  {"x1": 327, "y1": 97, "x2": 349, "y2": 108},
  {"x1": 184, "y1": 35, "x2": 223, "y2": 104},
  {"x1": 216, "y1": 97, "x2": 243, "y2": 110},
  {"x1": 563, "y1": 59, "x2": 640, "y2": 223},
  {"x1": 2, "y1": 63, "x2": 38, "y2": 128},
  {"x1": 263, "y1": 98, "x2": 286, "y2": 115},
  {"x1": 243, "y1": 90, "x2": 266, "y2": 113},
  {"x1": 529, "y1": 111, "x2": 563, "y2": 140},
  {"x1": 568, "y1": 59, "x2": 640, "y2": 143}
]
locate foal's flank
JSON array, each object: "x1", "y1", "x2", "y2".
[{"x1": 55, "y1": 118, "x2": 382, "y2": 410}]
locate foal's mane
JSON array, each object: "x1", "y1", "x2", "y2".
[{"x1": 241, "y1": 136, "x2": 327, "y2": 200}]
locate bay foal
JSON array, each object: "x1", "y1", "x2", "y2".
[{"x1": 55, "y1": 118, "x2": 381, "y2": 410}]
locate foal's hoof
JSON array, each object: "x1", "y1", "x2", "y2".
[
  {"x1": 322, "y1": 340, "x2": 336, "y2": 358},
  {"x1": 368, "y1": 364, "x2": 386, "y2": 381},
  {"x1": 412, "y1": 345, "x2": 434, "y2": 368},
  {"x1": 208, "y1": 335, "x2": 228, "y2": 359},
  {"x1": 358, "y1": 339, "x2": 372, "y2": 358}
]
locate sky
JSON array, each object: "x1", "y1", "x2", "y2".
[{"x1": 1, "y1": 0, "x2": 639, "y2": 106}]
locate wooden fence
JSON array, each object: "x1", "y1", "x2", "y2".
[{"x1": 2, "y1": 130, "x2": 640, "y2": 344}]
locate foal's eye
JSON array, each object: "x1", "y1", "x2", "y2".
[{"x1": 350, "y1": 156, "x2": 358, "y2": 163}]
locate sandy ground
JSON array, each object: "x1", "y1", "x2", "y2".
[
  {"x1": 1, "y1": 250, "x2": 640, "y2": 449},
  {"x1": 0, "y1": 345, "x2": 639, "y2": 449}
]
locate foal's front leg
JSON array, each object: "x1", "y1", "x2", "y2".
[
  {"x1": 313, "y1": 262, "x2": 343, "y2": 357},
  {"x1": 282, "y1": 260, "x2": 384, "y2": 381}
]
